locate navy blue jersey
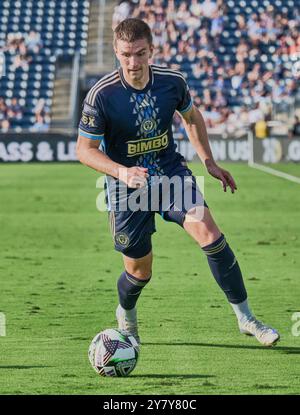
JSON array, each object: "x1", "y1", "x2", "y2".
[{"x1": 78, "y1": 64, "x2": 192, "y2": 176}]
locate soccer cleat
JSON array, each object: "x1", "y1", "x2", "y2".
[
  {"x1": 116, "y1": 304, "x2": 140, "y2": 346},
  {"x1": 238, "y1": 317, "x2": 280, "y2": 346}
]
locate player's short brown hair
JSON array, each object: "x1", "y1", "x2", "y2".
[{"x1": 114, "y1": 18, "x2": 153, "y2": 46}]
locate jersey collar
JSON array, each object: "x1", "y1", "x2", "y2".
[{"x1": 119, "y1": 66, "x2": 153, "y2": 93}]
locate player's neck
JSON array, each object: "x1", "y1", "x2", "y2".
[{"x1": 122, "y1": 68, "x2": 150, "y2": 91}]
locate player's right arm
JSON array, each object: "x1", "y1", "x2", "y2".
[
  {"x1": 76, "y1": 100, "x2": 147, "y2": 188},
  {"x1": 76, "y1": 135, "x2": 121, "y2": 176},
  {"x1": 76, "y1": 135, "x2": 148, "y2": 188}
]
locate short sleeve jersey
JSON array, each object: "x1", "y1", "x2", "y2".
[{"x1": 78, "y1": 64, "x2": 192, "y2": 176}]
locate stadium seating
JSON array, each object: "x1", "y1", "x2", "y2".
[
  {"x1": 1, "y1": 0, "x2": 298, "y2": 133},
  {"x1": 128, "y1": 0, "x2": 299, "y2": 135},
  {"x1": 0, "y1": 0, "x2": 89, "y2": 131}
]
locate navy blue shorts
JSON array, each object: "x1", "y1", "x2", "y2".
[{"x1": 108, "y1": 166, "x2": 208, "y2": 259}]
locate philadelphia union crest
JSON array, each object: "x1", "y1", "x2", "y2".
[
  {"x1": 115, "y1": 232, "x2": 130, "y2": 248},
  {"x1": 141, "y1": 118, "x2": 157, "y2": 134}
]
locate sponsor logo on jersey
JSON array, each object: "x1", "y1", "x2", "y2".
[
  {"x1": 139, "y1": 99, "x2": 150, "y2": 108},
  {"x1": 126, "y1": 131, "x2": 169, "y2": 157},
  {"x1": 81, "y1": 113, "x2": 95, "y2": 127}
]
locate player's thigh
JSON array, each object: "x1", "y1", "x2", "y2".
[
  {"x1": 183, "y1": 206, "x2": 221, "y2": 247},
  {"x1": 159, "y1": 168, "x2": 221, "y2": 246},
  {"x1": 161, "y1": 169, "x2": 207, "y2": 227},
  {"x1": 122, "y1": 250, "x2": 153, "y2": 280}
]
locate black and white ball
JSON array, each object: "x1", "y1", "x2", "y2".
[{"x1": 88, "y1": 328, "x2": 139, "y2": 377}]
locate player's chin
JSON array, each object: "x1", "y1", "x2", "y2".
[{"x1": 129, "y1": 69, "x2": 142, "y2": 78}]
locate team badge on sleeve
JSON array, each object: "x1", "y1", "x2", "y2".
[
  {"x1": 78, "y1": 99, "x2": 106, "y2": 138},
  {"x1": 83, "y1": 102, "x2": 98, "y2": 116},
  {"x1": 81, "y1": 102, "x2": 99, "y2": 127}
]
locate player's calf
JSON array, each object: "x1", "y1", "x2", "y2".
[
  {"x1": 117, "y1": 271, "x2": 151, "y2": 310},
  {"x1": 201, "y1": 234, "x2": 280, "y2": 346},
  {"x1": 202, "y1": 233, "x2": 248, "y2": 305}
]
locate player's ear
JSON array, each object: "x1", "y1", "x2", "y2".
[
  {"x1": 149, "y1": 44, "x2": 154, "y2": 59},
  {"x1": 113, "y1": 38, "x2": 118, "y2": 56}
]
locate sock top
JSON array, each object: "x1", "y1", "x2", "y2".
[{"x1": 202, "y1": 234, "x2": 226, "y2": 255}]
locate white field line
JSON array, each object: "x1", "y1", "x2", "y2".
[{"x1": 248, "y1": 161, "x2": 300, "y2": 184}]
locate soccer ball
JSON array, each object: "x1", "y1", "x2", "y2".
[{"x1": 88, "y1": 328, "x2": 139, "y2": 377}]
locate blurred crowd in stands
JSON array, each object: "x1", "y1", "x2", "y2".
[
  {"x1": 2, "y1": 31, "x2": 42, "y2": 70},
  {"x1": 0, "y1": 1, "x2": 299, "y2": 137},
  {"x1": 0, "y1": 96, "x2": 50, "y2": 133},
  {"x1": 113, "y1": 0, "x2": 300, "y2": 138},
  {"x1": 0, "y1": 31, "x2": 50, "y2": 132}
]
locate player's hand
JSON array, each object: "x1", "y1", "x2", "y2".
[
  {"x1": 205, "y1": 160, "x2": 237, "y2": 193},
  {"x1": 118, "y1": 166, "x2": 149, "y2": 189}
]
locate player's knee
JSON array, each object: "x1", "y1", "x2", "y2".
[
  {"x1": 136, "y1": 271, "x2": 152, "y2": 282},
  {"x1": 123, "y1": 250, "x2": 153, "y2": 280},
  {"x1": 118, "y1": 271, "x2": 152, "y2": 286},
  {"x1": 196, "y1": 224, "x2": 214, "y2": 243},
  {"x1": 185, "y1": 219, "x2": 220, "y2": 246},
  {"x1": 200, "y1": 228, "x2": 221, "y2": 246},
  {"x1": 184, "y1": 206, "x2": 206, "y2": 224},
  {"x1": 124, "y1": 261, "x2": 152, "y2": 280}
]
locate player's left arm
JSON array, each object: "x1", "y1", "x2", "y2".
[{"x1": 179, "y1": 104, "x2": 237, "y2": 193}]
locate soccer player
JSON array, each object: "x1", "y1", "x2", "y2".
[{"x1": 76, "y1": 18, "x2": 279, "y2": 347}]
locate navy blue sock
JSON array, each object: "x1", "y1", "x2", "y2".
[
  {"x1": 117, "y1": 271, "x2": 151, "y2": 310},
  {"x1": 202, "y1": 234, "x2": 247, "y2": 304}
]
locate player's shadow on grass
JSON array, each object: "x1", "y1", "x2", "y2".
[
  {"x1": 0, "y1": 365, "x2": 52, "y2": 369},
  {"x1": 143, "y1": 342, "x2": 300, "y2": 354}
]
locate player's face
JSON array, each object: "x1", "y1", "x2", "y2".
[{"x1": 114, "y1": 38, "x2": 153, "y2": 86}]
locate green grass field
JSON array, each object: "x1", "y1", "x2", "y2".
[{"x1": 0, "y1": 162, "x2": 299, "y2": 395}]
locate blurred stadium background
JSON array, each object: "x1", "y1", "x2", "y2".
[
  {"x1": 0, "y1": 0, "x2": 300, "y2": 395},
  {"x1": 0, "y1": 0, "x2": 299, "y2": 167}
]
